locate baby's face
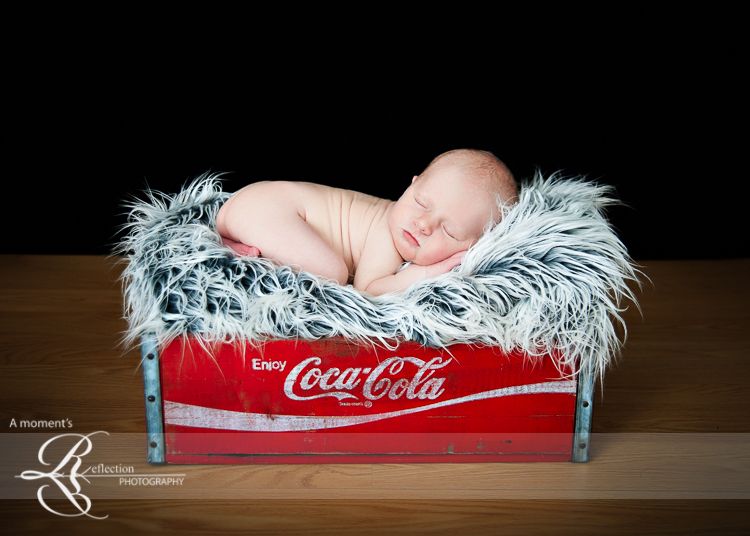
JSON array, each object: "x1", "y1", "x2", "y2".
[{"x1": 388, "y1": 166, "x2": 497, "y2": 265}]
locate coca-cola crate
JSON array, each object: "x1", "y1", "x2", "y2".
[{"x1": 140, "y1": 335, "x2": 594, "y2": 463}]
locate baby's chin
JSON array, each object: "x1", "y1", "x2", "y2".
[
  {"x1": 396, "y1": 247, "x2": 414, "y2": 263},
  {"x1": 389, "y1": 232, "x2": 414, "y2": 262}
]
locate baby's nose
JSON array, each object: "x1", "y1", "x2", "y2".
[{"x1": 415, "y1": 218, "x2": 432, "y2": 235}]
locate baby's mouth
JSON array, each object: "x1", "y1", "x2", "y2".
[{"x1": 403, "y1": 229, "x2": 420, "y2": 247}]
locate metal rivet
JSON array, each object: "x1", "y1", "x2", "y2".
[
  {"x1": 579, "y1": 442, "x2": 587, "y2": 449},
  {"x1": 582, "y1": 400, "x2": 589, "y2": 408},
  {"x1": 149, "y1": 441, "x2": 157, "y2": 448},
  {"x1": 147, "y1": 395, "x2": 156, "y2": 402},
  {"x1": 147, "y1": 353, "x2": 155, "y2": 360}
]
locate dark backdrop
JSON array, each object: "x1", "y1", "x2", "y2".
[
  {"x1": 2, "y1": 8, "x2": 745, "y2": 261},
  {"x1": 3, "y1": 88, "x2": 744, "y2": 260}
]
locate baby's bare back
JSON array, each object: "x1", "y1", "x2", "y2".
[
  {"x1": 216, "y1": 181, "x2": 401, "y2": 286},
  {"x1": 298, "y1": 182, "x2": 397, "y2": 275}
]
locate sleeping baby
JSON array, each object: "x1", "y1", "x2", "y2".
[{"x1": 216, "y1": 148, "x2": 518, "y2": 296}]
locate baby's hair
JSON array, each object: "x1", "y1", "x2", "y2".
[{"x1": 426, "y1": 148, "x2": 519, "y2": 225}]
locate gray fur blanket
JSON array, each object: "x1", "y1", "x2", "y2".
[{"x1": 115, "y1": 173, "x2": 640, "y2": 384}]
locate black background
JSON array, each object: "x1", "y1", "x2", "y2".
[
  {"x1": 3, "y1": 20, "x2": 745, "y2": 261},
  {"x1": 4, "y1": 104, "x2": 743, "y2": 261}
]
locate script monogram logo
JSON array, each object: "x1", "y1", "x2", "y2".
[
  {"x1": 18, "y1": 431, "x2": 108, "y2": 519},
  {"x1": 284, "y1": 356, "x2": 451, "y2": 402}
]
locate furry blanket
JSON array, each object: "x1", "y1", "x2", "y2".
[{"x1": 115, "y1": 173, "x2": 640, "y2": 384}]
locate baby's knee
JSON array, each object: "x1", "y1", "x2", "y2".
[{"x1": 215, "y1": 200, "x2": 230, "y2": 236}]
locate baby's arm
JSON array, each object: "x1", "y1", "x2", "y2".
[
  {"x1": 354, "y1": 227, "x2": 467, "y2": 295},
  {"x1": 363, "y1": 252, "x2": 466, "y2": 296},
  {"x1": 218, "y1": 181, "x2": 349, "y2": 284},
  {"x1": 353, "y1": 230, "x2": 405, "y2": 293}
]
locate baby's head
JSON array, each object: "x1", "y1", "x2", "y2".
[{"x1": 388, "y1": 149, "x2": 517, "y2": 266}]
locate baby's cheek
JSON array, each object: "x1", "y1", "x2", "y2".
[{"x1": 424, "y1": 247, "x2": 451, "y2": 265}]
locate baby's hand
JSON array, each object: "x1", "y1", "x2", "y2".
[
  {"x1": 422, "y1": 250, "x2": 467, "y2": 278},
  {"x1": 367, "y1": 250, "x2": 468, "y2": 295}
]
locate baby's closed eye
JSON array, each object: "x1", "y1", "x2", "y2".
[
  {"x1": 442, "y1": 225, "x2": 459, "y2": 240},
  {"x1": 413, "y1": 193, "x2": 467, "y2": 242}
]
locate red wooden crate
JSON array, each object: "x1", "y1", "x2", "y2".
[{"x1": 140, "y1": 336, "x2": 594, "y2": 463}]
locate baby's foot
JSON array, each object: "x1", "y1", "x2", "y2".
[{"x1": 221, "y1": 237, "x2": 261, "y2": 257}]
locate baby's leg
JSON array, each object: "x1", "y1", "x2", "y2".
[{"x1": 217, "y1": 182, "x2": 349, "y2": 284}]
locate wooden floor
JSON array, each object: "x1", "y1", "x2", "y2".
[{"x1": 1, "y1": 256, "x2": 748, "y2": 534}]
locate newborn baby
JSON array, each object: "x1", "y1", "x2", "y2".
[{"x1": 216, "y1": 149, "x2": 517, "y2": 296}]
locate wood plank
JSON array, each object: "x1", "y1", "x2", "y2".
[{"x1": 3, "y1": 500, "x2": 749, "y2": 535}]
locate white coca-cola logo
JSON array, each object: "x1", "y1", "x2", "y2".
[{"x1": 283, "y1": 356, "x2": 452, "y2": 402}]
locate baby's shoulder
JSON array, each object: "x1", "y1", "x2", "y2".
[
  {"x1": 285, "y1": 181, "x2": 345, "y2": 202},
  {"x1": 240, "y1": 180, "x2": 332, "y2": 207},
  {"x1": 294, "y1": 182, "x2": 385, "y2": 211}
]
